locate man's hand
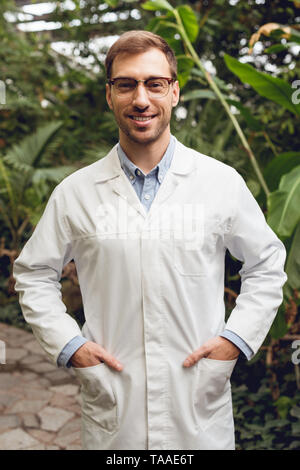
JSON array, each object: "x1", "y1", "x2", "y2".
[
  {"x1": 183, "y1": 336, "x2": 240, "y2": 367},
  {"x1": 70, "y1": 341, "x2": 123, "y2": 371}
]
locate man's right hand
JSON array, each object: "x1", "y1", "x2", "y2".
[{"x1": 70, "y1": 341, "x2": 123, "y2": 371}]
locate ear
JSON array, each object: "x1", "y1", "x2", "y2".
[
  {"x1": 106, "y1": 83, "x2": 113, "y2": 110},
  {"x1": 171, "y1": 80, "x2": 180, "y2": 108}
]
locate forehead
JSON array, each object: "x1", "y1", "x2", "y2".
[{"x1": 111, "y1": 48, "x2": 172, "y2": 79}]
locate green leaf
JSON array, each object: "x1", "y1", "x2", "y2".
[
  {"x1": 191, "y1": 68, "x2": 229, "y2": 92},
  {"x1": 246, "y1": 178, "x2": 261, "y2": 198},
  {"x1": 265, "y1": 43, "x2": 299, "y2": 53},
  {"x1": 146, "y1": 18, "x2": 183, "y2": 56},
  {"x1": 227, "y1": 99, "x2": 262, "y2": 132},
  {"x1": 146, "y1": 17, "x2": 164, "y2": 34},
  {"x1": 285, "y1": 223, "x2": 300, "y2": 291},
  {"x1": 267, "y1": 165, "x2": 300, "y2": 237},
  {"x1": 177, "y1": 5, "x2": 199, "y2": 43},
  {"x1": 3, "y1": 121, "x2": 63, "y2": 171},
  {"x1": 265, "y1": 44, "x2": 288, "y2": 54},
  {"x1": 264, "y1": 418, "x2": 290, "y2": 429},
  {"x1": 181, "y1": 89, "x2": 217, "y2": 102},
  {"x1": 105, "y1": 0, "x2": 119, "y2": 7},
  {"x1": 290, "y1": 406, "x2": 300, "y2": 419},
  {"x1": 224, "y1": 54, "x2": 300, "y2": 116},
  {"x1": 177, "y1": 56, "x2": 194, "y2": 88},
  {"x1": 292, "y1": 422, "x2": 300, "y2": 436},
  {"x1": 142, "y1": 0, "x2": 174, "y2": 12},
  {"x1": 264, "y1": 152, "x2": 300, "y2": 192},
  {"x1": 274, "y1": 396, "x2": 293, "y2": 419}
]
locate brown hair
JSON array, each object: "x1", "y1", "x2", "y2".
[{"x1": 105, "y1": 30, "x2": 177, "y2": 80}]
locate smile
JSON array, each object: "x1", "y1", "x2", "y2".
[{"x1": 129, "y1": 115, "x2": 156, "y2": 121}]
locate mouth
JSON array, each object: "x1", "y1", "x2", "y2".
[{"x1": 128, "y1": 114, "x2": 157, "y2": 123}]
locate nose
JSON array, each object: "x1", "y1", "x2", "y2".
[{"x1": 132, "y1": 82, "x2": 150, "y2": 109}]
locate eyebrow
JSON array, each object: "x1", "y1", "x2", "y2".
[{"x1": 111, "y1": 76, "x2": 167, "y2": 80}]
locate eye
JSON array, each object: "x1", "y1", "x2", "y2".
[
  {"x1": 147, "y1": 80, "x2": 164, "y2": 89},
  {"x1": 116, "y1": 79, "x2": 136, "y2": 90}
]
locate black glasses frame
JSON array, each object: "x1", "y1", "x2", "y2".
[
  {"x1": 107, "y1": 76, "x2": 176, "y2": 98},
  {"x1": 108, "y1": 77, "x2": 176, "y2": 87}
]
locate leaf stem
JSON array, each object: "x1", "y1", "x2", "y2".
[{"x1": 173, "y1": 8, "x2": 270, "y2": 197}]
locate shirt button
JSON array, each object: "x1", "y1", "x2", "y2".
[
  {"x1": 136, "y1": 170, "x2": 141, "y2": 176},
  {"x1": 130, "y1": 175, "x2": 134, "y2": 180},
  {"x1": 144, "y1": 194, "x2": 150, "y2": 200}
]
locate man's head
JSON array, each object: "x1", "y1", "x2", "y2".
[
  {"x1": 105, "y1": 30, "x2": 180, "y2": 148},
  {"x1": 105, "y1": 30, "x2": 177, "y2": 81}
]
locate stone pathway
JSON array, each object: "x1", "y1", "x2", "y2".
[{"x1": 0, "y1": 322, "x2": 82, "y2": 450}]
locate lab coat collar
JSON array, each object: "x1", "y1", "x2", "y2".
[
  {"x1": 93, "y1": 137, "x2": 196, "y2": 219},
  {"x1": 94, "y1": 137, "x2": 195, "y2": 184}
]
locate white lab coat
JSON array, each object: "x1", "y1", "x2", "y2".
[{"x1": 13, "y1": 138, "x2": 287, "y2": 450}]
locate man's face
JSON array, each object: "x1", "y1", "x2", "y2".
[{"x1": 106, "y1": 48, "x2": 180, "y2": 146}]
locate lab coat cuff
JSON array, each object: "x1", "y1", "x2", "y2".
[
  {"x1": 57, "y1": 335, "x2": 88, "y2": 368},
  {"x1": 220, "y1": 329, "x2": 253, "y2": 360}
]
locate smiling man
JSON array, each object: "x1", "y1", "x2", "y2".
[
  {"x1": 13, "y1": 30, "x2": 287, "y2": 450},
  {"x1": 106, "y1": 45, "x2": 179, "y2": 173}
]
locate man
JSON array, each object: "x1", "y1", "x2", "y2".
[{"x1": 13, "y1": 30, "x2": 287, "y2": 450}]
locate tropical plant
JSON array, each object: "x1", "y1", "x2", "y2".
[
  {"x1": 0, "y1": 121, "x2": 76, "y2": 249},
  {"x1": 223, "y1": 23, "x2": 300, "y2": 337}
]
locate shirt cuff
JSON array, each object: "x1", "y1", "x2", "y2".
[
  {"x1": 57, "y1": 335, "x2": 88, "y2": 368},
  {"x1": 220, "y1": 329, "x2": 253, "y2": 360}
]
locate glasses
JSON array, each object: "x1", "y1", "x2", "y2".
[{"x1": 108, "y1": 77, "x2": 176, "y2": 98}]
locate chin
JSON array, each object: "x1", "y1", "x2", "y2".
[{"x1": 127, "y1": 128, "x2": 167, "y2": 146}]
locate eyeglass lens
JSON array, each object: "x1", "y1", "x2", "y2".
[{"x1": 113, "y1": 78, "x2": 170, "y2": 97}]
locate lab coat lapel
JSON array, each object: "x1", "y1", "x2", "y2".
[
  {"x1": 147, "y1": 139, "x2": 196, "y2": 219},
  {"x1": 94, "y1": 139, "x2": 195, "y2": 221},
  {"x1": 94, "y1": 145, "x2": 147, "y2": 219}
]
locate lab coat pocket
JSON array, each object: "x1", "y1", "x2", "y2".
[
  {"x1": 73, "y1": 363, "x2": 119, "y2": 433},
  {"x1": 194, "y1": 357, "x2": 237, "y2": 432},
  {"x1": 173, "y1": 229, "x2": 205, "y2": 277}
]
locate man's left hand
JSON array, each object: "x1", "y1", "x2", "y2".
[{"x1": 183, "y1": 336, "x2": 240, "y2": 367}]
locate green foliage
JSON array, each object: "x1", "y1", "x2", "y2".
[
  {"x1": 264, "y1": 152, "x2": 300, "y2": 192},
  {"x1": 0, "y1": 301, "x2": 32, "y2": 332},
  {"x1": 224, "y1": 54, "x2": 300, "y2": 117},
  {"x1": 142, "y1": 0, "x2": 174, "y2": 13},
  {"x1": 267, "y1": 166, "x2": 300, "y2": 238},
  {"x1": 285, "y1": 222, "x2": 300, "y2": 296},
  {"x1": 0, "y1": 121, "x2": 77, "y2": 248},
  {"x1": 177, "y1": 5, "x2": 199, "y2": 43},
  {"x1": 232, "y1": 353, "x2": 300, "y2": 450}
]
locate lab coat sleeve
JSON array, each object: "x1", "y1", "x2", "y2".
[
  {"x1": 13, "y1": 185, "x2": 83, "y2": 365},
  {"x1": 224, "y1": 171, "x2": 287, "y2": 358}
]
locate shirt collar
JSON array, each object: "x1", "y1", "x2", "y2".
[{"x1": 117, "y1": 135, "x2": 175, "y2": 184}]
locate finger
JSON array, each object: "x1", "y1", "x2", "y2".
[
  {"x1": 97, "y1": 346, "x2": 123, "y2": 371},
  {"x1": 183, "y1": 347, "x2": 209, "y2": 367}
]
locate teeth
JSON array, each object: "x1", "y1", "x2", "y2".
[{"x1": 131, "y1": 116, "x2": 152, "y2": 121}]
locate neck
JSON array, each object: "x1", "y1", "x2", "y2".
[{"x1": 119, "y1": 129, "x2": 171, "y2": 174}]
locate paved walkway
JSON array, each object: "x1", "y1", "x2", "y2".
[{"x1": 0, "y1": 322, "x2": 82, "y2": 450}]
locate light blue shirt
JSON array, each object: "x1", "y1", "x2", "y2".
[{"x1": 57, "y1": 136, "x2": 253, "y2": 367}]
